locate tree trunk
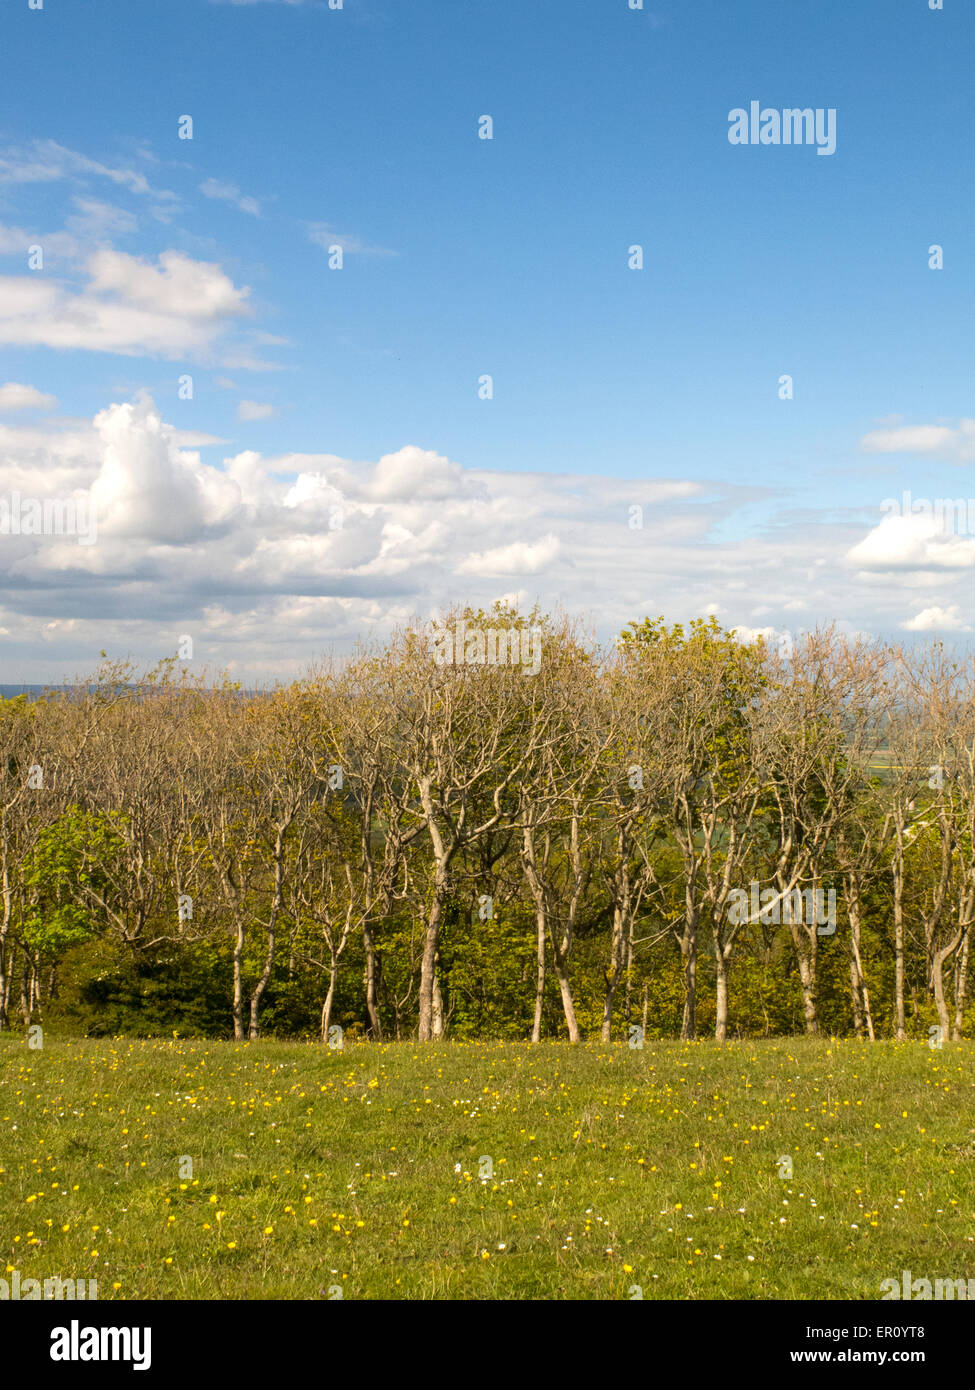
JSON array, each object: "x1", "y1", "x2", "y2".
[
  {"x1": 952, "y1": 927, "x2": 970, "y2": 1041},
  {"x1": 600, "y1": 906, "x2": 626, "y2": 1043},
  {"x1": 232, "y1": 918, "x2": 246, "y2": 1041},
  {"x1": 248, "y1": 920, "x2": 275, "y2": 1039},
  {"x1": 531, "y1": 905, "x2": 546, "y2": 1043},
  {"x1": 849, "y1": 952, "x2": 864, "y2": 1038},
  {"x1": 851, "y1": 935, "x2": 874, "y2": 1042},
  {"x1": 552, "y1": 949, "x2": 581, "y2": 1042},
  {"x1": 680, "y1": 920, "x2": 697, "y2": 1041},
  {"x1": 846, "y1": 885, "x2": 874, "y2": 1040},
  {"x1": 892, "y1": 824, "x2": 907, "y2": 1040},
  {"x1": 320, "y1": 957, "x2": 337, "y2": 1042},
  {"x1": 790, "y1": 921, "x2": 818, "y2": 1035},
  {"x1": 0, "y1": 946, "x2": 8, "y2": 1031},
  {"x1": 0, "y1": 859, "x2": 11, "y2": 1031},
  {"x1": 418, "y1": 879, "x2": 446, "y2": 1041},
  {"x1": 932, "y1": 932, "x2": 961, "y2": 1039},
  {"x1": 363, "y1": 922, "x2": 383, "y2": 1040},
  {"x1": 432, "y1": 964, "x2": 444, "y2": 1039},
  {"x1": 714, "y1": 950, "x2": 729, "y2": 1042}
]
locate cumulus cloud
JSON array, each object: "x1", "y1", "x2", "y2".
[
  {"x1": 88, "y1": 395, "x2": 242, "y2": 543},
  {"x1": 0, "y1": 250, "x2": 254, "y2": 361},
  {"x1": 846, "y1": 515, "x2": 975, "y2": 571},
  {"x1": 87, "y1": 249, "x2": 249, "y2": 320},
  {"x1": 0, "y1": 383, "x2": 57, "y2": 413},
  {"x1": 901, "y1": 605, "x2": 970, "y2": 632},
  {"x1": 456, "y1": 534, "x2": 561, "y2": 576},
  {"x1": 368, "y1": 446, "x2": 472, "y2": 504},
  {"x1": 5, "y1": 393, "x2": 975, "y2": 684}
]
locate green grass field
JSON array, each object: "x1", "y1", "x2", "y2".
[{"x1": 2, "y1": 1036, "x2": 973, "y2": 1300}]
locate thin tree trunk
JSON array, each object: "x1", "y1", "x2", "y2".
[
  {"x1": 431, "y1": 964, "x2": 444, "y2": 1039},
  {"x1": 952, "y1": 926, "x2": 970, "y2": 1040},
  {"x1": 320, "y1": 958, "x2": 337, "y2": 1042},
  {"x1": 0, "y1": 855, "x2": 12, "y2": 1031},
  {"x1": 249, "y1": 824, "x2": 289, "y2": 1039},
  {"x1": 680, "y1": 919, "x2": 697, "y2": 1041},
  {"x1": 849, "y1": 954, "x2": 865, "y2": 1038},
  {"x1": 714, "y1": 950, "x2": 729, "y2": 1042},
  {"x1": 531, "y1": 905, "x2": 545, "y2": 1043},
  {"x1": 601, "y1": 906, "x2": 626, "y2": 1043},
  {"x1": 363, "y1": 922, "x2": 383, "y2": 1040},
  {"x1": 232, "y1": 918, "x2": 246, "y2": 1040},
  {"x1": 851, "y1": 932, "x2": 875, "y2": 1041},
  {"x1": 789, "y1": 921, "x2": 818, "y2": 1035},
  {"x1": 552, "y1": 949, "x2": 581, "y2": 1042},
  {"x1": 248, "y1": 921, "x2": 275, "y2": 1039},
  {"x1": 418, "y1": 879, "x2": 446, "y2": 1041},
  {"x1": 932, "y1": 931, "x2": 962, "y2": 1039},
  {"x1": 893, "y1": 823, "x2": 907, "y2": 1040},
  {"x1": 847, "y1": 887, "x2": 874, "y2": 1039}
]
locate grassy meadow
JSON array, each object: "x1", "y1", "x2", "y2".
[{"x1": 1, "y1": 1035, "x2": 973, "y2": 1300}]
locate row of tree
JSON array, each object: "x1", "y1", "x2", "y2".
[{"x1": 1, "y1": 607, "x2": 972, "y2": 1043}]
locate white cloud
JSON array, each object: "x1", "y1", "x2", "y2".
[
  {"x1": 0, "y1": 221, "x2": 82, "y2": 264},
  {"x1": 87, "y1": 249, "x2": 250, "y2": 320},
  {"x1": 861, "y1": 420, "x2": 975, "y2": 463},
  {"x1": 846, "y1": 515, "x2": 975, "y2": 571},
  {"x1": 369, "y1": 446, "x2": 472, "y2": 503},
  {"x1": 238, "y1": 400, "x2": 274, "y2": 421},
  {"x1": 200, "y1": 178, "x2": 261, "y2": 217},
  {"x1": 901, "y1": 605, "x2": 970, "y2": 632},
  {"x1": 88, "y1": 394, "x2": 242, "y2": 543},
  {"x1": 65, "y1": 197, "x2": 139, "y2": 242},
  {"x1": 0, "y1": 383, "x2": 57, "y2": 413},
  {"x1": 6, "y1": 393, "x2": 975, "y2": 684},
  {"x1": 306, "y1": 222, "x2": 396, "y2": 258},
  {"x1": 0, "y1": 250, "x2": 254, "y2": 362},
  {"x1": 0, "y1": 140, "x2": 178, "y2": 208},
  {"x1": 456, "y1": 534, "x2": 561, "y2": 576}
]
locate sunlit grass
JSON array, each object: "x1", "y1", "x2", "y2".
[{"x1": 1, "y1": 1036, "x2": 973, "y2": 1299}]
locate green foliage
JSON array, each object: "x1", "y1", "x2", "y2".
[
  {"x1": 47, "y1": 937, "x2": 233, "y2": 1037},
  {"x1": 21, "y1": 808, "x2": 126, "y2": 958}
]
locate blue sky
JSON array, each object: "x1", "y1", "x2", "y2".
[{"x1": 0, "y1": 0, "x2": 973, "y2": 681}]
